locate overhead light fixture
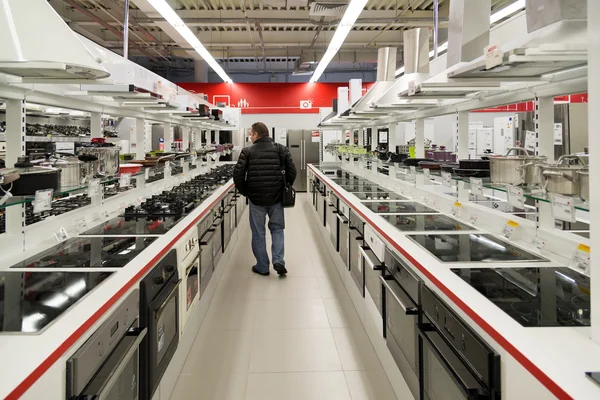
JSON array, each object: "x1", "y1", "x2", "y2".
[
  {"x1": 146, "y1": 0, "x2": 232, "y2": 83},
  {"x1": 395, "y1": 2, "x2": 525, "y2": 76},
  {"x1": 309, "y1": 0, "x2": 369, "y2": 83}
]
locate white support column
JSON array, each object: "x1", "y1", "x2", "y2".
[
  {"x1": 135, "y1": 118, "x2": 145, "y2": 160},
  {"x1": 589, "y1": 0, "x2": 600, "y2": 344},
  {"x1": 91, "y1": 112, "x2": 103, "y2": 139},
  {"x1": 415, "y1": 118, "x2": 425, "y2": 158},
  {"x1": 388, "y1": 123, "x2": 397, "y2": 152},
  {"x1": 456, "y1": 111, "x2": 469, "y2": 160},
  {"x1": 535, "y1": 96, "x2": 555, "y2": 161},
  {"x1": 215, "y1": 129, "x2": 220, "y2": 145},
  {"x1": 163, "y1": 122, "x2": 172, "y2": 152},
  {"x1": 370, "y1": 126, "x2": 377, "y2": 149},
  {"x1": 182, "y1": 126, "x2": 190, "y2": 151},
  {"x1": 5, "y1": 100, "x2": 25, "y2": 168}
]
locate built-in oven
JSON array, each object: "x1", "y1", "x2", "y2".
[
  {"x1": 381, "y1": 248, "x2": 420, "y2": 400},
  {"x1": 235, "y1": 189, "x2": 246, "y2": 227},
  {"x1": 178, "y1": 229, "x2": 200, "y2": 337},
  {"x1": 222, "y1": 192, "x2": 235, "y2": 252},
  {"x1": 419, "y1": 286, "x2": 501, "y2": 400},
  {"x1": 349, "y1": 209, "x2": 365, "y2": 296},
  {"x1": 361, "y1": 225, "x2": 385, "y2": 316},
  {"x1": 199, "y1": 227, "x2": 217, "y2": 296},
  {"x1": 315, "y1": 180, "x2": 326, "y2": 226},
  {"x1": 67, "y1": 290, "x2": 145, "y2": 400},
  {"x1": 327, "y1": 191, "x2": 339, "y2": 251},
  {"x1": 140, "y1": 250, "x2": 180, "y2": 400},
  {"x1": 212, "y1": 209, "x2": 224, "y2": 269},
  {"x1": 338, "y1": 200, "x2": 350, "y2": 269}
]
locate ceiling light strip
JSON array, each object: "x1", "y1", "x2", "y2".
[
  {"x1": 146, "y1": 0, "x2": 232, "y2": 83},
  {"x1": 309, "y1": 0, "x2": 369, "y2": 83}
]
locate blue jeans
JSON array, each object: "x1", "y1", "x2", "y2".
[{"x1": 249, "y1": 201, "x2": 285, "y2": 273}]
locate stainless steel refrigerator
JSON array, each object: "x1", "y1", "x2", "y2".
[{"x1": 285, "y1": 129, "x2": 320, "y2": 192}]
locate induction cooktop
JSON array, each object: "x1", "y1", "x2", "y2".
[
  {"x1": 339, "y1": 183, "x2": 383, "y2": 192},
  {"x1": 82, "y1": 216, "x2": 183, "y2": 236},
  {"x1": 352, "y1": 191, "x2": 408, "y2": 201},
  {"x1": 382, "y1": 214, "x2": 474, "y2": 232},
  {"x1": 9, "y1": 236, "x2": 158, "y2": 269},
  {"x1": 408, "y1": 233, "x2": 547, "y2": 263},
  {"x1": 0, "y1": 271, "x2": 113, "y2": 333},
  {"x1": 362, "y1": 201, "x2": 438, "y2": 214},
  {"x1": 452, "y1": 267, "x2": 590, "y2": 327}
]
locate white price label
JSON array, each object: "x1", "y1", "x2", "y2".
[
  {"x1": 502, "y1": 220, "x2": 519, "y2": 239},
  {"x1": 442, "y1": 172, "x2": 452, "y2": 187},
  {"x1": 469, "y1": 215, "x2": 478, "y2": 225},
  {"x1": 470, "y1": 178, "x2": 483, "y2": 196},
  {"x1": 552, "y1": 195, "x2": 576, "y2": 223},
  {"x1": 119, "y1": 173, "x2": 132, "y2": 188},
  {"x1": 165, "y1": 161, "x2": 171, "y2": 175},
  {"x1": 75, "y1": 219, "x2": 88, "y2": 234},
  {"x1": 33, "y1": 189, "x2": 53, "y2": 214},
  {"x1": 53, "y1": 227, "x2": 69, "y2": 243},
  {"x1": 136, "y1": 197, "x2": 143, "y2": 206},
  {"x1": 532, "y1": 237, "x2": 546, "y2": 253},
  {"x1": 408, "y1": 80, "x2": 416, "y2": 96},
  {"x1": 507, "y1": 185, "x2": 524, "y2": 209},
  {"x1": 485, "y1": 44, "x2": 503, "y2": 69},
  {"x1": 87, "y1": 179, "x2": 102, "y2": 197},
  {"x1": 145, "y1": 168, "x2": 150, "y2": 180},
  {"x1": 524, "y1": 130, "x2": 537, "y2": 153},
  {"x1": 452, "y1": 202, "x2": 462, "y2": 217},
  {"x1": 423, "y1": 168, "x2": 431, "y2": 180},
  {"x1": 191, "y1": 155, "x2": 197, "y2": 165},
  {"x1": 570, "y1": 244, "x2": 590, "y2": 274},
  {"x1": 409, "y1": 166, "x2": 417, "y2": 176},
  {"x1": 119, "y1": 202, "x2": 127, "y2": 215},
  {"x1": 554, "y1": 123, "x2": 563, "y2": 145}
]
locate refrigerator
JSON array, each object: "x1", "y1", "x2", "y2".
[{"x1": 285, "y1": 129, "x2": 320, "y2": 192}]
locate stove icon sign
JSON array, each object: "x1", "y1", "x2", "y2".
[{"x1": 300, "y1": 99, "x2": 313, "y2": 109}]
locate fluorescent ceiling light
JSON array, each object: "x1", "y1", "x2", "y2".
[
  {"x1": 395, "y1": 2, "x2": 525, "y2": 76},
  {"x1": 146, "y1": 0, "x2": 232, "y2": 83},
  {"x1": 309, "y1": 0, "x2": 369, "y2": 83}
]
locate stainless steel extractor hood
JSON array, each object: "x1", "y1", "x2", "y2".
[{"x1": 0, "y1": 0, "x2": 109, "y2": 79}]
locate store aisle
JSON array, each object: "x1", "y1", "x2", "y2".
[{"x1": 169, "y1": 194, "x2": 398, "y2": 400}]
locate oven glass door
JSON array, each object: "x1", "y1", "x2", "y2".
[
  {"x1": 78, "y1": 326, "x2": 147, "y2": 400},
  {"x1": 349, "y1": 227, "x2": 364, "y2": 296},
  {"x1": 212, "y1": 217, "x2": 223, "y2": 268},
  {"x1": 338, "y1": 214, "x2": 349, "y2": 268},
  {"x1": 200, "y1": 229, "x2": 216, "y2": 296},
  {"x1": 327, "y1": 202, "x2": 338, "y2": 251},
  {"x1": 361, "y1": 246, "x2": 383, "y2": 315},
  {"x1": 419, "y1": 321, "x2": 489, "y2": 400},
  {"x1": 185, "y1": 254, "x2": 200, "y2": 311},
  {"x1": 381, "y1": 276, "x2": 420, "y2": 400}
]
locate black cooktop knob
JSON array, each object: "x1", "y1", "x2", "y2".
[{"x1": 153, "y1": 275, "x2": 165, "y2": 285}]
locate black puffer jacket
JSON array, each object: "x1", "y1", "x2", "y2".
[{"x1": 233, "y1": 137, "x2": 297, "y2": 206}]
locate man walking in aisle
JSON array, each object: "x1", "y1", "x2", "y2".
[{"x1": 233, "y1": 122, "x2": 297, "y2": 276}]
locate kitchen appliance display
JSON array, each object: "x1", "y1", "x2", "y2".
[
  {"x1": 9, "y1": 236, "x2": 158, "y2": 269},
  {"x1": 381, "y1": 214, "x2": 475, "y2": 232},
  {"x1": 361, "y1": 201, "x2": 438, "y2": 214},
  {"x1": 286, "y1": 129, "x2": 321, "y2": 192},
  {"x1": 348, "y1": 210, "x2": 365, "y2": 297},
  {"x1": 139, "y1": 250, "x2": 180, "y2": 400},
  {"x1": 66, "y1": 290, "x2": 145, "y2": 400},
  {"x1": 178, "y1": 227, "x2": 200, "y2": 336},
  {"x1": 82, "y1": 216, "x2": 183, "y2": 236},
  {"x1": 408, "y1": 233, "x2": 547, "y2": 263},
  {"x1": 0, "y1": 271, "x2": 113, "y2": 333},
  {"x1": 198, "y1": 213, "x2": 217, "y2": 296},
  {"x1": 453, "y1": 267, "x2": 590, "y2": 327},
  {"x1": 352, "y1": 191, "x2": 408, "y2": 201}
]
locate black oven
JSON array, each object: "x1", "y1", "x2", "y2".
[
  {"x1": 419, "y1": 286, "x2": 501, "y2": 400},
  {"x1": 349, "y1": 209, "x2": 365, "y2": 296},
  {"x1": 140, "y1": 250, "x2": 180, "y2": 400},
  {"x1": 360, "y1": 245, "x2": 383, "y2": 315},
  {"x1": 327, "y1": 191, "x2": 339, "y2": 251},
  {"x1": 67, "y1": 291, "x2": 145, "y2": 400},
  {"x1": 212, "y1": 211, "x2": 223, "y2": 269},
  {"x1": 381, "y1": 249, "x2": 420, "y2": 400},
  {"x1": 199, "y1": 227, "x2": 217, "y2": 296}
]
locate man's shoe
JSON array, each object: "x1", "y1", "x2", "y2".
[
  {"x1": 252, "y1": 266, "x2": 270, "y2": 276},
  {"x1": 273, "y1": 263, "x2": 288, "y2": 276}
]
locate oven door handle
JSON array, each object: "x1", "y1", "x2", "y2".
[
  {"x1": 200, "y1": 229, "x2": 216, "y2": 245},
  {"x1": 380, "y1": 276, "x2": 418, "y2": 315},
  {"x1": 359, "y1": 246, "x2": 382, "y2": 271},
  {"x1": 96, "y1": 327, "x2": 148, "y2": 400},
  {"x1": 417, "y1": 323, "x2": 490, "y2": 399},
  {"x1": 186, "y1": 253, "x2": 201, "y2": 274},
  {"x1": 336, "y1": 214, "x2": 348, "y2": 224},
  {"x1": 155, "y1": 280, "x2": 182, "y2": 319}
]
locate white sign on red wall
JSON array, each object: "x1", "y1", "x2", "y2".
[{"x1": 311, "y1": 131, "x2": 320, "y2": 142}]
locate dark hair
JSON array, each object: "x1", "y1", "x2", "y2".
[{"x1": 251, "y1": 122, "x2": 269, "y2": 138}]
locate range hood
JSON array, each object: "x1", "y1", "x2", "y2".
[{"x1": 0, "y1": 0, "x2": 109, "y2": 79}]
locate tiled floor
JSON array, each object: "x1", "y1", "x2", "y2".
[{"x1": 170, "y1": 195, "x2": 398, "y2": 400}]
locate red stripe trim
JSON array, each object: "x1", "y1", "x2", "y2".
[
  {"x1": 308, "y1": 165, "x2": 573, "y2": 400},
  {"x1": 4, "y1": 183, "x2": 234, "y2": 400}
]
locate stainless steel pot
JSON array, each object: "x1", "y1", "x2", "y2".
[
  {"x1": 489, "y1": 148, "x2": 546, "y2": 185},
  {"x1": 577, "y1": 169, "x2": 589, "y2": 201},
  {"x1": 541, "y1": 155, "x2": 587, "y2": 195},
  {"x1": 517, "y1": 161, "x2": 547, "y2": 187},
  {"x1": 78, "y1": 140, "x2": 120, "y2": 177},
  {"x1": 39, "y1": 157, "x2": 83, "y2": 188}
]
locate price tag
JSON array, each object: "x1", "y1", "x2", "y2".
[
  {"x1": 507, "y1": 185, "x2": 524, "y2": 209},
  {"x1": 452, "y1": 202, "x2": 462, "y2": 216},
  {"x1": 33, "y1": 189, "x2": 53, "y2": 214},
  {"x1": 502, "y1": 220, "x2": 519, "y2": 239},
  {"x1": 87, "y1": 179, "x2": 102, "y2": 197},
  {"x1": 532, "y1": 237, "x2": 546, "y2": 253},
  {"x1": 570, "y1": 244, "x2": 590, "y2": 274},
  {"x1": 469, "y1": 215, "x2": 478, "y2": 225},
  {"x1": 423, "y1": 168, "x2": 431, "y2": 180},
  {"x1": 485, "y1": 43, "x2": 503, "y2": 69},
  {"x1": 552, "y1": 195, "x2": 576, "y2": 223},
  {"x1": 53, "y1": 227, "x2": 69, "y2": 243},
  {"x1": 136, "y1": 197, "x2": 143, "y2": 207},
  {"x1": 75, "y1": 219, "x2": 88, "y2": 234},
  {"x1": 119, "y1": 173, "x2": 131, "y2": 188},
  {"x1": 470, "y1": 177, "x2": 483, "y2": 196},
  {"x1": 145, "y1": 168, "x2": 150, "y2": 180},
  {"x1": 165, "y1": 161, "x2": 171, "y2": 175},
  {"x1": 408, "y1": 80, "x2": 416, "y2": 96},
  {"x1": 191, "y1": 155, "x2": 197, "y2": 165},
  {"x1": 119, "y1": 202, "x2": 127, "y2": 215},
  {"x1": 442, "y1": 171, "x2": 452, "y2": 187},
  {"x1": 409, "y1": 166, "x2": 416, "y2": 176}
]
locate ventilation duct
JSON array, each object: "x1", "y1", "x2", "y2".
[
  {"x1": 403, "y1": 28, "x2": 430, "y2": 74},
  {"x1": 309, "y1": 0, "x2": 348, "y2": 17},
  {"x1": 446, "y1": 0, "x2": 491, "y2": 68}
]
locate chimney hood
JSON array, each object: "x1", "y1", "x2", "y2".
[{"x1": 0, "y1": 0, "x2": 109, "y2": 80}]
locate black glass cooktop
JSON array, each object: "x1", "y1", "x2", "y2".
[
  {"x1": 0, "y1": 271, "x2": 113, "y2": 333},
  {"x1": 339, "y1": 183, "x2": 383, "y2": 192},
  {"x1": 382, "y1": 214, "x2": 473, "y2": 232},
  {"x1": 452, "y1": 267, "x2": 590, "y2": 327},
  {"x1": 9, "y1": 236, "x2": 158, "y2": 269},
  {"x1": 408, "y1": 233, "x2": 547, "y2": 263},
  {"x1": 353, "y1": 191, "x2": 408, "y2": 201},
  {"x1": 362, "y1": 201, "x2": 438, "y2": 214},
  {"x1": 82, "y1": 216, "x2": 183, "y2": 236}
]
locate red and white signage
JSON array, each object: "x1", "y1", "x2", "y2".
[{"x1": 300, "y1": 99, "x2": 313, "y2": 109}]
